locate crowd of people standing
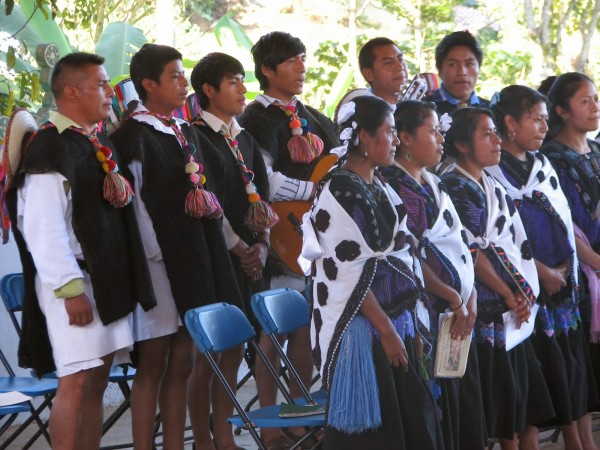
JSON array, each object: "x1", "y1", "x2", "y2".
[{"x1": 2, "y1": 25, "x2": 600, "y2": 450}]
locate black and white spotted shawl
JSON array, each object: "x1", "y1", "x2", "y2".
[{"x1": 301, "y1": 176, "x2": 423, "y2": 389}]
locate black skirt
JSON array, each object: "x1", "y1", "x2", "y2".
[
  {"x1": 532, "y1": 324, "x2": 595, "y2": 426},
  {"x1": 323, "y1": 336, "x2": 445, "y2": 450},
  {"x1": 477, "y1": 337, "x2": 555, "y2": 440},
  {"x1": 438, "y1": 341, "x2": 488, "y2": 450}
]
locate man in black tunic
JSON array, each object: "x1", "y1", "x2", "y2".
[
  {"x1": 7, "y1": 52, "x2": 155, "y2": 450},
  {"x1": 238, "y1": 31, "x2": 339, "y2": 448}
]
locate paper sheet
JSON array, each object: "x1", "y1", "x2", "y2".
[{"x1": 503, "y1": 303, "x2": 540, "y2": 351}]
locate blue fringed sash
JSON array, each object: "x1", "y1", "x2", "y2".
[{"x1": 328, "y1": 316, "x2": 381, "y2": 433}]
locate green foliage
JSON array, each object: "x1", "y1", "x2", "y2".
[
  {"x1": 211, "y1": 13, "x2": 259, "y2": 97},
  {"x1": 0, "y1": 65, "x2": 42, "y2": 116},
  {"x1": 19, "y1": 0, "x2": 71, "y2": 57},
  {"x1": 58, "y1": 0, "x2": 153, "y2": 45},
  {"x1": 304, "y1": 36, "x2": 368, "y2": 113},
  {"x1": 479, "y1": 46, "x2": 533, "y2": 96},
  {"x1": 183, "y1": 0, "x2": 216, "y2": 21},
  {"x1": 94, "y1": 22, "x2": 147, "y2": 80},
  {"x1": 213, "y1": 13, "x2": 253, "y2": 51}
]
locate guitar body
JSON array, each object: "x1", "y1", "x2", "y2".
[{"x1": 270, "y1": 154, "x2": 338, "y2": 275}]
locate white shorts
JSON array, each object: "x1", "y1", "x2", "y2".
[
  {"x1": 130, "y1": 259, "x2": 181, "y2": 342},
  {"x1": 36, "y1": 273, "x2": 133, "y2": 377}
]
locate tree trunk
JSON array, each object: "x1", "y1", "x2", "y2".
[
  {"x1": 575, "y1": 0, "x2": 600, "y2": 72},
  {"x1": 348, "y1": 0, "x2": 360, "y2": 79}
]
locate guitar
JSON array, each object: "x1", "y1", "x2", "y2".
[{"x1": 270, "y1": 154, "x2": 338, "y2": 276}]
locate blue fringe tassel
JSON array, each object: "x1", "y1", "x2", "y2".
[{"x1": 328, "y1": 316, "x2": 381, "y2": 433}]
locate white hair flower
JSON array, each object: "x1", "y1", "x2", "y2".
[
  {"x1": 337, "y1": 101, "x2": 356, "y2": 125},
  {"x1": 339, "y1": 127, "x2": 354, "y2": 142},
  {"x1": 439, "y1": 113, "x2": 452, "y2": 136},
  {"x1": 339, "y1": 120, "x2": 358, "y2": 145}
]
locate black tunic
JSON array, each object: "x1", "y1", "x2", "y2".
[
  {"x1": 6, "y1": 125, "x2": 156, "y2": 376},
  {"x1": 111, "y1": 119, "x2": 243, "y2": 319},
  {"x1": 238, "y1": 100, "x2": 339, "y2": 181},
  {"x1": 193, "y1": 122, "x2": 271, "y2": 315}
]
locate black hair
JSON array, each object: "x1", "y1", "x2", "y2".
[
  {"x1": 358, "y1": 37, "x2": 398, "y2": 72},
  {"x1": 491, "y1": 85, "x2": 546, "y2": 136},
  {"x1": 251, "y1": 31, "x2": 306, "y2": 91},
  {"x1": 338, "y1": 95, "x2": 393, "y2": 156},
  {"x1": 51, "y1": 52, "x2": 105, "y2": 98},
  {"x1": 314, "y1": 95, "x2": 393, "y2": 201},
  {"x1": 394, "y1": 100, "x2": 437, "y2": 155},
  {"x1": 444, "y1": 107, "x2": 494, "y2": 158},
  {"x1": 435, "y1": 30, "x2": 483, "y2": 73},
  {"x1": 130, "y1": 43, "x2": 182, "y2": 102},
  {"x1": 537, "y1": 76, "x2": 557, "y2": 97},
  {"x1": 545, "y1": 72, "x2": 594, "y2": 141},
  {"x1": 191, "y1": 52, "x2": 245, "y2": 110}
]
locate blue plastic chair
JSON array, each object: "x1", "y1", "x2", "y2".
[
  {"x1": 251, "y1": 288, "x2": 326, "y2": 405},
  {"x1": 0, "y1": 273, "x2": 136, "y2": 449},
  {"x1": 0, "y1": 347, "x2": 56, "y2": 450},
  {"x1": 0, "y1": 400, "x2": 30, "y2": 440},
  {"x1": 185, "y1": 303, "x2": 325, "y2": 450}
]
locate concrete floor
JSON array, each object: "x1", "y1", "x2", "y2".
[{"x1": 2, "y1": 376, "x2": 599, "y2": 449}]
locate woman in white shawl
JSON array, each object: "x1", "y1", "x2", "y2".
[
  {"x1": 382, "y1": 100, "x2": 486, "y2": 450},
  {"x1": 302, "y1": 95, "x2": 443, "y2": 449},
  {"x1": 440, "y1": 107, "x2": 555, "y2": 450},
  {"x1": 489, "y1": 84, "x2": 597, "y2": 450}
]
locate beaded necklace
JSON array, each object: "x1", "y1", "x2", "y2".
[
  {"x1": 272, "y1": 98, "x2": 324, "y2": 164},
  {"x1": 28, "y1": 122, "x2": 134, "y2": 208},
  {"x1": 130, "y1": 111, "x2": 222, "y2": 219},
  {"x1": 194, "y1": 118, "x2": 278, "y2": 232}
]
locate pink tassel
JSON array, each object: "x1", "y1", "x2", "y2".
[
  {"x1": 185, "y1": 187, "x2": 223, "y2": 219},
  {"x1": 103, "y1": 172, "x2": 134, "y2": 208},
  {"x1": 287, "y1": 132, "x2": 324, "y2": 164},
  {"x1": 244, "y1": 199, "x2": 279, "y2": 232}
]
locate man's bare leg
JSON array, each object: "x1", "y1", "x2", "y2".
[
  {"x1": 79, "y1": 353, "x2": 115, "y2": 450},
  {"x1": 131, "y1": 335, "x2": 171, "y2": 450},
  {"x1": 211, "y1": 346, "x2": 243, "y2": 450},
  {"x1": 255, "y1": 331, "x2": 289, "y2": 445},
  {"x1": 188, "y1": 348, "x2": 216, "y2": 450},
  {"x1": 158, "y1": 328, "x2": 193, "y2": 450},
  {"x1": 287, "y1": 325, "x2": 313, "y2": 396},
  {"x1": 50, "y1": 353, "x2": 114, "y2": 450}
]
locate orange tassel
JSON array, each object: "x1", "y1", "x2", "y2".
[
  {"x1": 244, "y1": 199, "x2": 279, "y2": 232},
  {"x1": 287, "y1": 132, "x2": 324, "y2": 163},
  {"x1": 185, "y1": 187, "x2": 223, "y2": 219},
  {"x1": 103, "y1": 172, "x2": 134, "y2": 208}
]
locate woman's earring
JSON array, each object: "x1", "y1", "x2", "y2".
[
  {"x1": 508, "y1": 130, "x2": 516, "y2": 141},
  {"x1": 405, "y1": 150, "x2": 412, "y2": 161},
  {"x1": 363, "y1": 143, "x2": 369, "y2": 158}
]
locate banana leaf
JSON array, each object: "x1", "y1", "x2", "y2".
[
  {"x1": 94, "y1": 22, "x2": 147, "y2": 80},
  {"x1": 324, "y1": 64, "x2": 355, "y2": 119},
  {"x1": 213, "y1": 13, "x2": 253, "y2": 51},
  {"x1": 212, "y1": 14, "x2": 258, "y2": 96},
  {"x1": 0, "y1": 4, "x2": 42, "y2": 54},
  {"x1": 19, "y1": 0, "x2": 71, "y2": 58},
  {"x1": 0, "y1": 50, "x2": 38, "y2": 73}
]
